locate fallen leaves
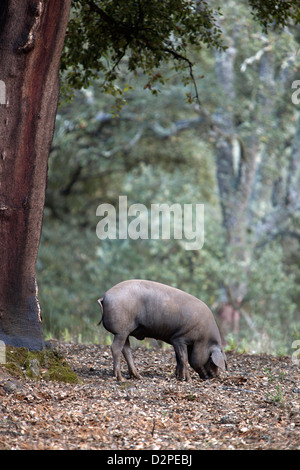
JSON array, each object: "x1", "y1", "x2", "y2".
[{"x1": 0, "y1": 344, "x2": 299, "y2": 450}]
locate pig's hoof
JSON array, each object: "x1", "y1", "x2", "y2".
[
  {"x1": 130, "y1": 371, "x2": 141, "y2": 380},
  {"x1": 175, "y1": 371, "x2": 190, "y2": 381},
  {"x1": 114, "y1": 373, "x2": 125, "y2": 382}
]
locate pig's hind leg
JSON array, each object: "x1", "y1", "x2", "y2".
[
  {"x1": 122, "y1": 337, "x2": 141, "y2": 379},
  {"x1": 111, "y1": 333, "x2": 128, "y2": 381}
]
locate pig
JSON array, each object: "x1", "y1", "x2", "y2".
[{"x1": 97, "y1": 280, "x2": 227, "y2": 381}]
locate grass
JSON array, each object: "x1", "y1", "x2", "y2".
[{"x1": 2, "y1": 346, "x2": 79, "y2": 384}]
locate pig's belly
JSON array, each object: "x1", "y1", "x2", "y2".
[{"x1": 130, "y1": 322, "x2": 176, "y2": 343}]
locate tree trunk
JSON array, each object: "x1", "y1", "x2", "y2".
[
  {"x1": 213, "y1": 39, "x2": 300, "y2": 312},
  {"x1": 213, "y1": 45, "x2": 259, "y2": 305},
  {"x1": 0, "y1": 0, "x2": 71, "y2": 349}
]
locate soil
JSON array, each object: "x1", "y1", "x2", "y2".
[{"x1": 0, "y1": 342, "x2": 299, "y2": 450}]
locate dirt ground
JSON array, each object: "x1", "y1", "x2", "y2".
[{"x1": 0, "y1": 342, "x2": 299, "y2": 450}]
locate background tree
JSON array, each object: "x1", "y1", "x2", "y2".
[
  {"x1": 203, "y1": 4, "x2": 300, "y2": 325},
  {"x1": 0, "y1": 0, "x2": 72, "y2": 349},
  {"x1": 38, "y1": 1, "x2": 300, "y2": 352}
]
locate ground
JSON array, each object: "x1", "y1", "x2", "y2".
[{"x1": 0, "y1": 343, "x2": 299, "y2": 450}]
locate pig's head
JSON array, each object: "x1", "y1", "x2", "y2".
[
  {"x1": 200, "y1": 346, "x2": 227, "y2": 379},
  {"x1": 189, "y1": 343, "x2": 227, "y2": 380}
]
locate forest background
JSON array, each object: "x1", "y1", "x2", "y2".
[{"x1": 37, "y1": 1, "x2": 300, "y2": 354}]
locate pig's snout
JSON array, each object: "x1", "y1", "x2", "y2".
[
  {"x1": 193, "y1": 346, "x2": 227, "y2": 380},
  {"x1": 198, "y1": 361, "x2": 218, "y2": 380}
]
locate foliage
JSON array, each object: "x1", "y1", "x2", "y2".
[
  {"x1": 61, "y1": 0, "x2": 225, "y2": 99},
  {"x1": 248, "y1": 0, "x2": 300, "y2": 32},
  {"x1": 61, "y1": 0, "x2": 300, "y2": 102},
  {"x1": 37, "y1": 0, "x2": 300, "y2": 352}
]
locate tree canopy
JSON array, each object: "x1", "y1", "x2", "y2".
[{"x1": 61, "y1": 0, "x2": 300, "y2": 101}]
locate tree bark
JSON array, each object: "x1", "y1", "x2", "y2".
[
  {"x1": 213, "y1": 40, "x2": 300, "y2": 310},
  {"x1": 213, "y1": 45, "x2": 260, "y2": 305},
  {"x1": 0, "y1": 0, "x2": 71, "y2": 349}
]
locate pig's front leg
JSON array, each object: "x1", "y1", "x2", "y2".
[{"x1": 172, "y1": 340, "x2": 190, "y2": 381}]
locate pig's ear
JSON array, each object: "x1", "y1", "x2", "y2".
[{"x1": 211, "y1": 348, "x2": 227, "y2": 372}]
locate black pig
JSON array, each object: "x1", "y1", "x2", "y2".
[{"x1": 98, "y1": 280, "x2": 227, "y2": 381}]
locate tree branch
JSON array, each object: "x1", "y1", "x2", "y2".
[
  {"x1": 86, "y1": 1, "x2": 128, "y2": 31},
  {"x1": 60, "y1": 165, "x2": 83, "y2": 196},
  {"x1": 162, "y1": 45, "x2": 201, "y2": 106},
  {"x1": 256, "y1": 229, "x2": 300, "y2": 248},
  {"x1": 149, "y1": 116, "x2": 204, "y2": 138}
]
